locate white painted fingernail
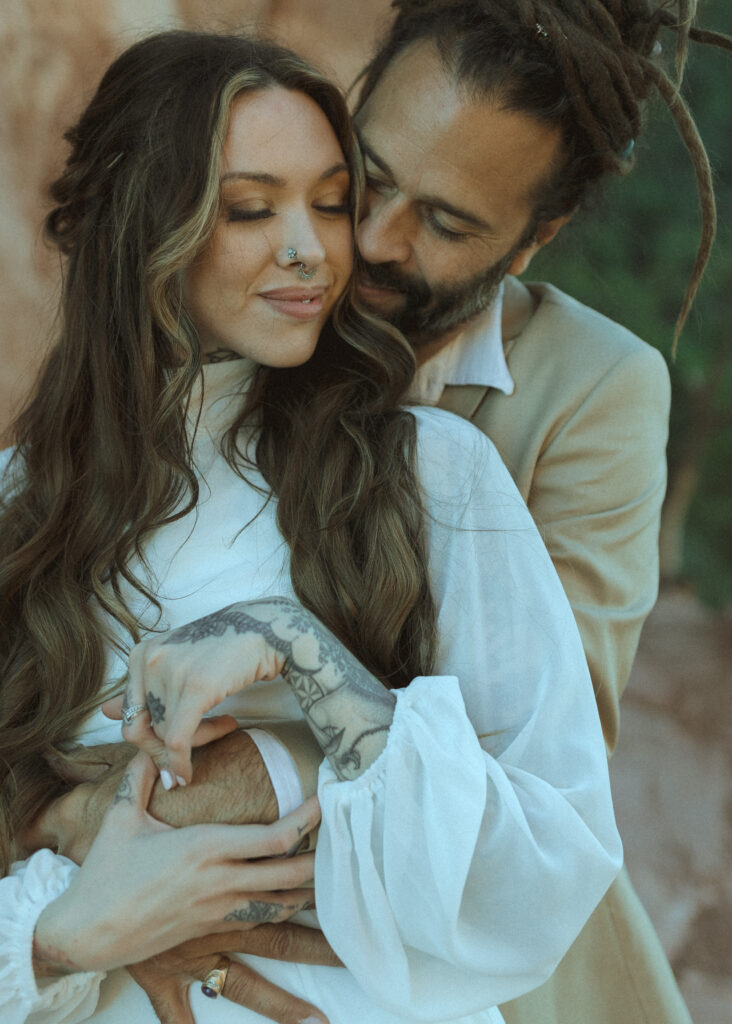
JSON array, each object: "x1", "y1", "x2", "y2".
[
  {"x1": 160, "y1": 769, "x2": 175, "y2": 790},
  {"x1": 176, "y1": 775, "x2": 187, "y2": 787}
]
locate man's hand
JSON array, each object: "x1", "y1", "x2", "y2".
[
  {"x1": 129, "y1": 926, "x2": 341, "y2": 1024},
  {"x1": 25, "y1": 730, "x2": 280, "y2": 864}
]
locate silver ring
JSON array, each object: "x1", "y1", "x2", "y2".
[
  {"x1": 287, "y1": 247, "x2": 297, "y2": 260},
  {"x1": 298, "y1": 263, "x2": 317, "y2": 280},
  {"x1": 122, "y1": 702, "x2": 148, "y2": 726}
]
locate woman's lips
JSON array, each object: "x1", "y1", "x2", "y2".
[{"x1": 258, "y1": 286, "x2": 326, "y2": 321}]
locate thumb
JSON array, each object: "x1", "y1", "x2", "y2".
[
  {"x1": 45, "y1": 744, "x2": 127, "y2": 785},
  {"x1": 107, "y1": 750, "x2": 160, "y2": 818}
]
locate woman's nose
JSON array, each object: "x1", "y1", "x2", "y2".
[{"x1": 278, "y1": 211, "x2": 327, "y2": 271}]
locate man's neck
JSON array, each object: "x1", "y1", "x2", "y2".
[
  {"x1": 500, "y1": 275, "x2": 537, "y2": 342},
  {"x1": 411, "y1": 324, "x2": 467, "y2": 366},
  {"x1": 410, "y1": 275, "x2": 536, "y2": 367}
]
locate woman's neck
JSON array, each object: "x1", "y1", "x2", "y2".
[{"x1": 202, "y1": 347, "x2": 244, "y2": 365}]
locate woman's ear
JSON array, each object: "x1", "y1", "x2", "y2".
[{"x1": 507, "y1": 211, "x2": 575, "y2": 277}]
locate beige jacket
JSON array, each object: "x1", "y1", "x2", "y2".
[
  {"x1": 463, "y1": 284, "x2": 688, "y2": 1024},
  {"x1": 266, "y1": 282, "x2": 690, "y2": 1023}
]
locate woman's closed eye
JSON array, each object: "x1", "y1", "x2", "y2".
[
  {"x1": 226, "y1": 200, "x2": 350, "y2": 223},
  {"x1": 227, "y1": 206, "x2": 272, "y2": 223},
  {"x1": 313, "y1": 197, "x2": 351, "y2": 215}
]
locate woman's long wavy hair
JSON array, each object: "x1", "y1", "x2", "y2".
[{"x1": 0, "y1": 31, "x2": 436, "y2": 873}]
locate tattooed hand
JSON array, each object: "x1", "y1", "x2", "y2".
[
  {"x1": 33, "y1": 751, "x2": 321, "y2": 976},
  {"x1": 104, "y1": 598, "x2": 395, "y2": 786}
]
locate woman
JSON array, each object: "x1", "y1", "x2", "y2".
[{"x1": 0, "y1": 31, "x2": 621, "y2": 1024}]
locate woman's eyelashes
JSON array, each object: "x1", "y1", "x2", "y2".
[
  {"x1": 227, "y1": 207, "x2": 272, "y2": 222},
  {"x1": 225, "y1": 196, "x2": 351, "y2": 224}
]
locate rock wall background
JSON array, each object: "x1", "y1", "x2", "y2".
[{"x1": 0, "y1": 0, "x2": 392, "y2": 442}]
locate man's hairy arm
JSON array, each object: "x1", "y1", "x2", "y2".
[{"x1": 27, "y1": 730, "x2": 283, "y2": 863}]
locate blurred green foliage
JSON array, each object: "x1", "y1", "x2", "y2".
[{"x1": 529, "y1": 0, "x2": 732, "y2": 607}]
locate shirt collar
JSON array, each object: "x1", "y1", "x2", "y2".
[{"x1": 406, "y1": 280, "x2": 515, "y2": 405}]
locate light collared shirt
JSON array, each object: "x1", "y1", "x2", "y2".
[{"x1": 407, "y1": 280, "x2": 515, "y2": 405}]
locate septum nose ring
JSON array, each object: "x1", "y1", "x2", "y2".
[{"x1": 286, "y1": 246, "x2": 317, "y2": 280}]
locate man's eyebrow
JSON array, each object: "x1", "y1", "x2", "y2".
[
  {"x1": 358, "y1": 136, "x2": 393, "y2": 180},
  {"x1": 220, "y1": 163, "x2": 349, "y2": 186},
  {"x1": 358, "y1": 135, "x2": 494, "y2": 234}
]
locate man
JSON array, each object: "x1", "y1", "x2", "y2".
[{"x1": 41, "y1": 2, "x2": 727, "y2": 1021}]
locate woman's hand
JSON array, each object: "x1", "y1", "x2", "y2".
[
  {"x1": 21, "y1": 744, "x2": 137, "y2": 863},
  {"x1": 33, "y1": 750, "x2": 320, "y2": 976},
  {"x1": 104, "y1": 599, "x2": 295, "y2": 785},
  {"x1": 128, "y1": 926, "x2": 341, "y2": 1024},
  {"x1": 108, "y1": 597, "x2": 395, "y2": 786}
]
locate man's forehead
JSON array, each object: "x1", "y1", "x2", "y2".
[
  {"x1": 356, "y1": 41, "x2": 562, "y2": 230},
  {"x1": 356, "y1": 41, "x2": 459, "y2": 147}
]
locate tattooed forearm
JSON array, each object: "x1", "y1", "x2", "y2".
[{"x1": 165, "y1": 599, "x2": 395, "y2": 780}]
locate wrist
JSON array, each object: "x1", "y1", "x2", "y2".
[{"x1": 33, "y1": 895, "x2": 88, "y2": 978}]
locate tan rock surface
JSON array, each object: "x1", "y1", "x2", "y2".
[
  {"x1": 611, "y1": 587, "x2": 732, "y2": 1024},
  {"x1": 0, "y1": 0, "x2": 391, "y2": 444}
]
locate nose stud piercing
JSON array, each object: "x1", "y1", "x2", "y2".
[{"x1": 286, "y1": 246, "x2": 317, "y2": 279}]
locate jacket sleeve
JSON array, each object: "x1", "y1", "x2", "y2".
[
  {"x1": 0, "y1": 850, "x2": 104, "y2": 1024},
  {"x1": 528, "y1": 344, "x2": 670, "y2": 752},
  {"x1": 314, "y1": 409, "x2": 623, "y2": 1021}
]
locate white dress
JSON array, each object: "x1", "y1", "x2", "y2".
[{"x1": 0, "y1": 361, "x2": 622, "y2": 1024}]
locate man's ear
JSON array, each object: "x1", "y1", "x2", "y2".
[{"x1": 507, "y1": 211, "x2": 575, "y2": 276}]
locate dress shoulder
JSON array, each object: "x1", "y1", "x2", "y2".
[{"x1": 410, "y1": 404, "x2": 530, "y2": 529}]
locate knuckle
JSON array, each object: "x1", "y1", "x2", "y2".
[
  {"x1": 267, "y1": 926, "x2": 296, "y2": 960},
  {"x1": 225, "y1": 965, "x2": 256, "y2": 1003},
  {"x1": 278, "y1": 859, "x2": 309, "y2": 888},
  {"x1": 270, "y1": 826, "x2": 296, "y2": 857},
  {"x1": 165, "y1": 733, "x2": 189, "y2": 755}
]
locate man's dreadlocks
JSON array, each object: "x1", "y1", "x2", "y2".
[{"x1": 358, "y1": 1, "x2": 732, "y2": 352}]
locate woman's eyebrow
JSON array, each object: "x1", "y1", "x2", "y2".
[{"x1": 220, "y1": 163, "x2": 349, "y2": 186}]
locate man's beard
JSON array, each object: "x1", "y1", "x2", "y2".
[{"x1": 359, "y1": 244, "x2": 521, "y2": 345}]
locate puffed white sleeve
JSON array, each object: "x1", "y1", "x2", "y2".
[
  {"x1": 0, "y1": 851, "x2": 104, "y2": 1024},
  {"x1": 314, "y1": 407, "x2": 623, "y2": 1020}
]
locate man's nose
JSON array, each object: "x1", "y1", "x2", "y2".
[{"x1": 357, "y1": 195, "x2": 412, "y2": 266}]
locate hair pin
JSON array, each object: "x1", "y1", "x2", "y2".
[
  {"x1": 536, "y1": 22, "x2": 549, "y2": 39},
  {"x1": 106, "y1": 152, "x2": 124, "y2": 171}
]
